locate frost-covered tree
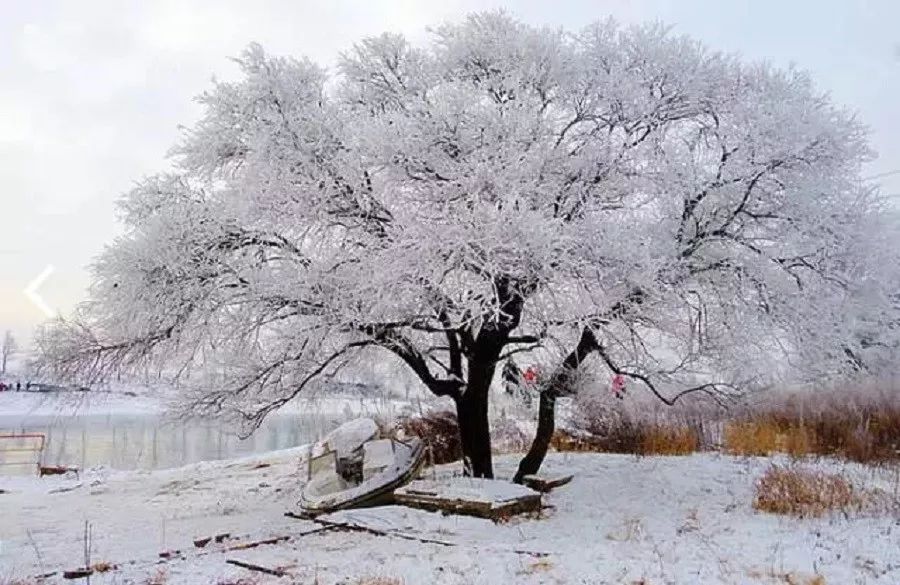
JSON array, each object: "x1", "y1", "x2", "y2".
[
  {"x1": 1, "y1": 330, "x2": 17, "y2": 374},
  {"x1": 840, "y1": 211, "x2": 900, "y2": 374},
  {"x1": 33, "y1": 13, "x2": 888, "y2": 478}
]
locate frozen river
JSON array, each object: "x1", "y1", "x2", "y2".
[{"x1": 0, "y1": 407, "x2": 345, "y2": 474}]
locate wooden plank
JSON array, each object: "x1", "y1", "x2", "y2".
[
  {"x1": 62, "y1": 568, "x2": 93, "y2": 579},
  {"x1": 521, "y1": 473, "x2": 574, "y2": 493},
  {"x1": 393, "y1": 485, "x2": 542, "y2": 521}
]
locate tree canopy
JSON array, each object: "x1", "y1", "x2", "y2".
[{"x1": 34, "y1": 13, "x2": 891, "y2": 477}]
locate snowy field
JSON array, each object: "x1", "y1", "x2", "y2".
[{"x1": 3, "y1": 447, "x2": 899, "y2": 584}]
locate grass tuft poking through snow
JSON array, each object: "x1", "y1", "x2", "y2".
[{"x1": 753, "y1": 465, "x2": 872, "y2": 518}]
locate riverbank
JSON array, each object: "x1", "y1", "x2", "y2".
[
  {"x1": 0, "y1": 390, "x2": 420, "y2": 473},
  {"x1": 2, "y1": 448, "x2": 899, "y2": 584},
  {"x1": 0, "y1": 386, "x2": 416, "y2": 420},
  {"x1": 0, "y1": 390, "x2": 161, "y2": 419}
]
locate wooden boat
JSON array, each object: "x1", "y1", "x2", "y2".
[{"x1": 299, "y1": 435, "x2": 426, "y2": 515}]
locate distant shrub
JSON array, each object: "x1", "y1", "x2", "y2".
[
  {"x1": 550, "y1": 428, "x2": 598, "y2": 452},
  {"x1": 491, "y1": 417, "x2": 531, "y2": 454},
  {"x1": 564, "y1": 398, "x2": 645, "y2": 453},
  {"x1": 753, "y1": 465, "x2": 869, "y2": 518},
  {"x1": 397, "y1": 410, "x2": 462, "y2": 464}
]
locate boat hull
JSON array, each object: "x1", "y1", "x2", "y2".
[{"x1": 298, "y1": 438, "x2": 427, "y2": 515}]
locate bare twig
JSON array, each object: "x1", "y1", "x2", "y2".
[{"x1": 226, "y1": 558, "x2": 286, "y2": 576}]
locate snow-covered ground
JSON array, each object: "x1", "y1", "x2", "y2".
[{"x1": 3, "y1": 448, "x2": 899, "y2": 584}]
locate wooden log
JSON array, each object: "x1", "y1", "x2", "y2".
[
  {"x1": 40, "y1": 465, "x2": 79, "y2": 477},
  {"x1": 226, "y1": 558, "x2": 286, "y2": 577},
  {"x1": 62, "y1": 568, "x2": 93, "y2": 579},
  {"x1": 521, "y1": 473, "x2": 574, "y2": 493},
  {"x1": 223, "y1": 535, "x2": 290, "y2": 552}
]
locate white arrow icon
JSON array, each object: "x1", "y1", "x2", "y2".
[{"x1": 24, "y1": 265, "x2": 56, "y2": 318}]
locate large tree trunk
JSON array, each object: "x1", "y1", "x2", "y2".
[{"x1": 455, "y1": 355, "x2": 497, "y2": 478}]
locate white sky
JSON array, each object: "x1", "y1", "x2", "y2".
[{"x1": 1, "y1": 0, "x2": 898, "y2": 347}]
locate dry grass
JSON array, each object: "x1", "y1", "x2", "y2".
[
  {"x1": 640, "y1": 424, "x2": 700, "y2": 455},
  {"x1": 144, "y1": 568, "x2": 168, "y2": 585},
  {"x1": 91, "y1": 561, "x2": 116, "y2": 574},
  {"x1": 746, "y1": 569, "x2": 826, "y2": 585},
  {"x1": 725, "y1": 399, "x2": 900, "y2": 464},
  {"x1": 753, "y1": 465, "x2": 870, "y2": 518},
  {"x1": 552, "y1": 423, "x2": 699, "y2": 456},
  {"x1": 516, "y1": 559, "x2": 555, "y2": 575},
  {"x1": 724, "y1": 421, "x2": 781, "y2": 456},
  {"x1": 397, "y1": 410, "x2": 462, "y2": 464},
  {"x1": 559, "y1": 376, "x2": 900, "y2": 465}
]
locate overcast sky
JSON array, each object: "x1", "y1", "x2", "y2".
[{"x1": 1, "y1": 0, "x2": 898, "y2": 347}]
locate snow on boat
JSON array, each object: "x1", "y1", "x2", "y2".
[{"x1": 299, "y1": 419, "x2": 427, "y2": 515}]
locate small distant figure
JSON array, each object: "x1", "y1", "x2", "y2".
[
  {"x1": 16, "y1": 381, "x2": 21, "y2": 391},
  {"x1": 610, "y1": 373, "x2": 627, "y2": 400}
]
